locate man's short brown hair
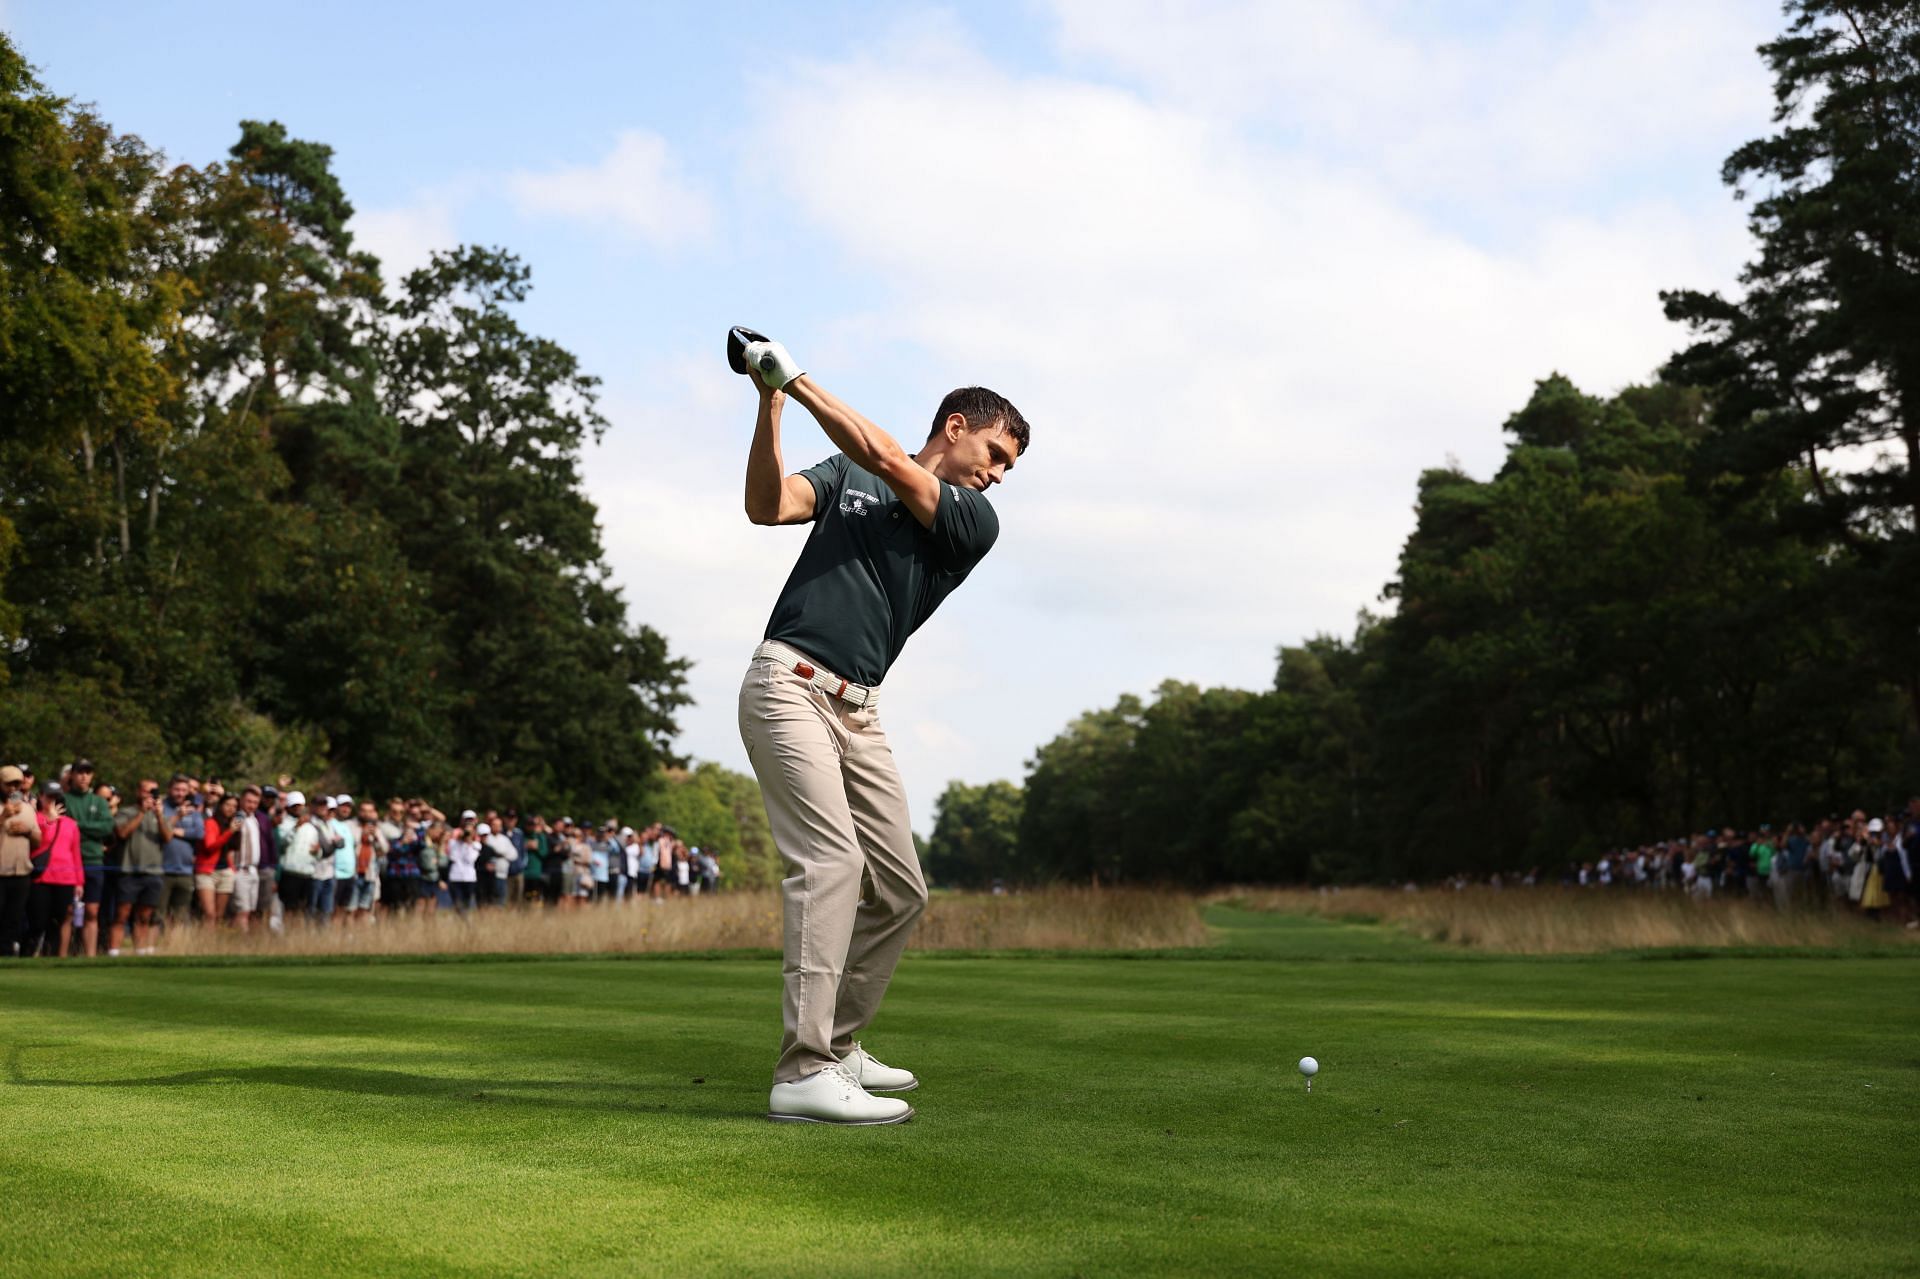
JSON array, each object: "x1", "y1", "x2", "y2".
[{"x1": 929, "y1": 387, "x2": 1030, "y2": 455}]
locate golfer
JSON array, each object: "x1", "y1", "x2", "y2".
[{"x1": 731, "y1": 328, "x2": 1029, "y2": 1125}]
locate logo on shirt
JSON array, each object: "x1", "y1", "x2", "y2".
[{"x1": 840, "y1": 487, "x2": 881, "y2": 517}]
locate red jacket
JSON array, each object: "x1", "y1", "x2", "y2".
[
  {"x1": 197, "y1": 816, "x2": 237, "y2": 875},
  {"x1": 31, "y1": 812, "x2": 83, "y2": 888}
]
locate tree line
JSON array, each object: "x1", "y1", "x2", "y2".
[
  {"x1": 928, "y1": 2, "x2": 1920, "y2": 887},
  {"x1": 0, "y1": 35, "x2": 726, "y2": 840}
]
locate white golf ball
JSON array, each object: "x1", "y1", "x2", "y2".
[{"x1": 1298, "y1": 1056, "x2": 1319, "y2": 1077}]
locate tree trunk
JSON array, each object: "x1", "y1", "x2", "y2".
[
  {"x1": 79, "y1": 424, "x2": 102, "y2": 568},
  {"x1": 111, "y1": 432, "x2": 131, "y2": 558}
]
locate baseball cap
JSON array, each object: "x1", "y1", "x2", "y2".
[
  {"x1": 286, "y1": 791, "x2": 307, "y2": 807},
  {"x1": 460, "y1": 808, "x2": 477, "y2": 820},
  {"x1": 43, "y1": 780, "x2": 64, "y2": 797},
  {"x1": 262, "y1": 784, "x2": 280, "y2": 798},
  {"x1": 476, "y1": 823, "x2": 491, "y2": 836},
  {"x1": 1867, "y1": 818, "x2": 1885, "y2": 833},
  {"x1": 336, "y1": 793, "x2": 353, "y2": 808},
  {"x1": 70, "y1": 758, "x2": 96, "y2": 774},
  {"x1": 0, "y1": 765, "x2": 22, "y2": 785}
]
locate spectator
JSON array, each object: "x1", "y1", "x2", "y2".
[
  {"x1": 635, "y1": 824, "x2": 660, "y2": 899},
  {"x1": 61, "y1": 760, "x2": 114, "y2": 955},
  {"x1": 483, "y1": 821, "x2": 515, "y2": 908},
  {"x1": 196, "y1": 793, "x2": 240, "y2": 926},
  {"x1": 158, "y1": 774, "x2": 203, "y2": 926},
  {"x1": 111, "y1": 779, "x2": 169, "y2": 956},
  {"x1": 674, "y1": 838, "x2": 692, "y2": 896},
  {"x1": 380, "y1": 798, "x2": 419, "y2": 915},
  {"x1": 569, "y1": 827, "x2": 595, "y2": 905},
  {"x1": 230, "y1": 786, "x2": 266, "y2": 933},
  {"x1": 25, "y1": 782, "x2": 83, "y2": 956},
  {"x1": 1750, "y1": 826, "x2": 1776, "y2": 899},
  {"x1": 699, "y1": 847, "x2": 720, "y2": 895},
  {"x1": 0, "y1": 764, "x2": 38, "y2": 955},
  {"x1": 590, "y1": 823, "x2": 613, "y2": 900},
  {"x1": 618, "y1": 826, "x2": 640, "y2": 902},
  {"x1": 93, "y1": 780, "x2": 122, "y2": 947},
  {"x1": 503, "y1": 808, "x2": 526, "y2": 905},
  {"x1": 421, "y1": 817, "x2": 449, "y2": 914},
  {"x1": 327, "y1": 795, "x2": 359, "y2": 925},
  {"x1": 446, "y1": 822, "x2": 482, "y2": 913},
  {"x1": 346, "y1": 800, "x2": 386, "y2": 925},
  {"x1": 545, "y1": 810, "x2": 564, "y2": 902},
  {"x1": 653, "y1": 833, "x2": 676, "y2": 902},
  {"x1": 255, "y1": 784, "x2": 282, "y2": 930},
  {"x1": 478, "y1": 808, "x2": 500, "y2": 905},
  {"x1": 276, "y1": 792, "x2": 322, "y2": 922},
  {"x1": 520, "y1": 813, "x2": 546, "y2": 906}
]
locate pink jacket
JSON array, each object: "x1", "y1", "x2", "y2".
[{"x1": 31, "y1": 812, "x2": 83, "y2": 888}]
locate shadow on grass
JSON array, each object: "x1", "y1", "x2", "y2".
[{"x1": 3, "y1": 1046, "x2": 746, "y2": 1119}]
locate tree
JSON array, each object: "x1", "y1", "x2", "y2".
[
  {"x1": 926, "y1": 779, "x2": 1024, "y2": 887},
  {"x1": 1662, "y1": 1, "x2": 1920, "y2": 733}
]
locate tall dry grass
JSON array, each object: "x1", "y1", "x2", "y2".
[
  {"x1": 152, "y1": 886, "x2": 1211, "y2": 959},
  {"x1": 1216, "y1": 885, "x2": 1920, "y2": 954}
]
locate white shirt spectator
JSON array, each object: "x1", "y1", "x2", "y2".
[{"x1": 446, "y1": 836, "x2": 481, "y2": 884}]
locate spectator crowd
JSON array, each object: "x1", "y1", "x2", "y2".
[
  {"x1": 1459, "y1": 802, "x2": 1920, "y2": 928},
  {"x1": 0, "y1": 758, "x2": 724, "y2": 958}
]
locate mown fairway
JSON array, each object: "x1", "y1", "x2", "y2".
[{"x1": 2, "y1": 910, "x2": 1916, "y2": 1277}]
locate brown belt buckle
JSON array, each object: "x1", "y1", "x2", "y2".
[{"x1": 794, "y1": 661, "x2": 815, "y2": 679}]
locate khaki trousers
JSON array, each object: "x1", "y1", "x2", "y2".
[{"x1": 738, "y1": 642, "x2": 927, "y2": 1084}]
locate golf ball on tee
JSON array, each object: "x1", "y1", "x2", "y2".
[{"x1": 1299, "y1": 1056, "x2": 1319, "y2": 1077}]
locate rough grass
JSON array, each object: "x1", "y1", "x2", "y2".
[
  {"x1": 1215, "y1": 885, "x2": 1919, "y2": 954},
  {"x1": 149, "y1": 886, "x2": 1212, "y2": 959},
  {"x1": 2, "y1": 915, "x2": 1916, "y2": 1277}
]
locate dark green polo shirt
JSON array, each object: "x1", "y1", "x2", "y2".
[
  {"x1": 764, "y1": 453, "x2": 999, "y2": 686},
  {"x1": 65, "y1": 789, "x2": 114, "y2": 867}
]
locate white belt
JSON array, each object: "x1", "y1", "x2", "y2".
[{"x1": 754, "y1": 642, "x2": 874, "y2": 708}]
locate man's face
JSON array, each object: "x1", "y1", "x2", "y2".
[
  {"x1": 359, "y1": 802, "x2": 377, "y2": 822},
  {"x1": 938, "y1": 418, "x2": 1018, "y2": 492},
  {"x1": 168, "y1": 779, "x2": 189, "y2": 805},
  {"x1": 70, "y1": 768, "x2": 94, "y2": 792},
  {"x1": 240, "y1": 791, "x2": 259, "y2": 814}
]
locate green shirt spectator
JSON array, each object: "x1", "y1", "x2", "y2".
[{"x1": 64, "y1": 775, "x2": 114, "y2": 867}]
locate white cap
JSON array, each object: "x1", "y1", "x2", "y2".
[
  {"x1": 460, "y1": 808, "x2": 477, "y2": 820},
  {"x1": 476, "y1": 823, "x2": 491, "y2": 836},
  {"x1": 1868, "y1": 818, "x2": 1885, "y2": 833},
  {"x1": 620, "y1": 826, "x2": 634, "y2": 836},
  {"x1": 286, "y1": 791, "x2": 307, "y2": 807},
  {"x1": 336, "y1": 793, "x2": 353, "y2": 808}
]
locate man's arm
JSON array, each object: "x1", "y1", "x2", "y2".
[
  {"x1": 744, "y1": 385, "x2": 820, "y2": 526},
  {"x1": 783, "y1": 375, "x2": 941, "y2": 529}
]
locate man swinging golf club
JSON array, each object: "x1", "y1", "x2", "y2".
[{"x1": 731, "y1": 326, "x2": 1029, "y2": 1125}]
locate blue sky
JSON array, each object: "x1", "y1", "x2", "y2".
[{"x1": 8, "y1": 2, "x2": 1782, "y2": 830}]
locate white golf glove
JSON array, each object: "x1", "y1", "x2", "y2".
[{"x1": 743, "y1": 338, "x2": 805, "y2": 390}]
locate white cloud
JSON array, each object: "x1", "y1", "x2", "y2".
[
  {"x1": 669, "y1": 9, "x2": 1769, "y2": 821},
  {"x1": 1048, "y1": 0, "x2": 1776, "y2": 205},
  {"x1": 571, "y1": 7, "x2": 1771, "y2": 829},
  {"x1": 508, "y1": 129, "x2": 712, "y2": 247},
  {"x1": 351, "y1": 198, "x2": 458, "y2": 283}
]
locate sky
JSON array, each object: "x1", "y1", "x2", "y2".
[{"x1": 8, "y1": 1, "x2": 1783, "y2": 831}]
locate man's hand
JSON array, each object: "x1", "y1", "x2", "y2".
[{"x1": 743, "y1": 338, "x2": 805, "y2": 391}]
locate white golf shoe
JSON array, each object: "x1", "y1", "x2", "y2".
[
  {"x1": 767, "y1": 1062, "x2": 914, "y2": 1125},
  {"x1": 842, "y1": 1041, "x2": 918, "y2": 1093}
]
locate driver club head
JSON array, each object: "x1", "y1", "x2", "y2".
[{"x1": 727, "y1": 326, "x2": 771, "y2": 375}]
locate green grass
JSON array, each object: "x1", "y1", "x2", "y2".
[{"x1": 2, "y1": 912, "x2": 1916, "y2": 1277}]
